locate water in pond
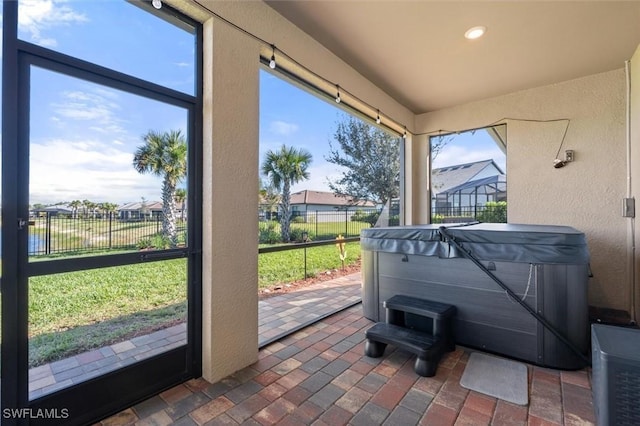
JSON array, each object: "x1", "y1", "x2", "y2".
[{"x1": 0, "y1": 231, "x2": 45, "y2": 255}]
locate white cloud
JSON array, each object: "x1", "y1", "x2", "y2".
[
  {"x1": 29, "y1": 139, "x2": 162, "y2": 204},
  {"x1": 18, "y1": 0, "x2": 88, "y2": 47},
  {"x1": 52, "y1": 89, "x2": 126, "y2": 135},
  {"x1": 291, "y1": 163, "x2": 347, "y2": 193},
  {"x1": 269, "y1": 120, "x2": 299, "y2": 136},
  {"x1": 174, "y1": 62, "x2": 191, "y2": 68},
  {"x1": 433, "y1": 145, "x2": 506, "y2": 171}
]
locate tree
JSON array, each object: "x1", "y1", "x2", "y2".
[
  {"x1": 259, "y1": 179, "x2": 280, "y2": 221},
  {"x1": 100, "y1": 202, "x2": 119, "y2": 220},
  {"x1": 69, "y1": 200, "x2": 82, "y2": 219},
  {"x1": 430, "y1": 133, "x2": 455, "y2": 163},
  {"x1": 82, "y1": 199, "x2": 97, "y2": 219},
  {"x1": 261, "y1": 145, "x2": 312, "y2": 242},
  {"x1": 325, "y1": 115, "x2": 400, "y2": 206},
  {"x1": 174, "y1": 188, "x2": 187, "y2": 222},
  {"x1": 133, "y1": 129, "x2": 187, "y2": 247}
]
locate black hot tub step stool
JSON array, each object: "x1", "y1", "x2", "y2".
[
  {"x1": 365, "y1": 323, "x2": 445, "y2": 377},
  {"x1": 384, "y1": 295, "x2": 457, "y2": 352},
  {"x1": 365, "y1": 295, "x2": 456, "y2": 377}
]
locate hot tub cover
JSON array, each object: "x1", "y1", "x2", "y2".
[{"x1": 360, "y1": 223, "x2": 590, "y2": 264}]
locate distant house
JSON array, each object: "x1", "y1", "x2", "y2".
[
  {"x1": 289, "y1": 190, "x2": 376, "y2": 223},
  {"x1": 30, "y1": 204, "x2": 74, "y2": 217},
  {"x1": 432, "y1": 159, "x2": 506, "y2": 215},
  {"x1": 118, "y1": 201, "x2": 164, "y2": 221}
]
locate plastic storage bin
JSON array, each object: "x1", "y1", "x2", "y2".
[{"x1": 591, "y1": 324, "x2": 640, "y2": 426}]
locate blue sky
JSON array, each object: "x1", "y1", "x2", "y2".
[
  {"x1": 7, "y1": 0, "x2": 194, "y2": 205},
  {"x1": 259, "y1": 69, "x2": 355, "y2": 193},
  {"x1": 3, "y1": 0, "x2": 505, "y2": 205},
  {"x1": 432, "y1": 129, "x2": 506, "y2": 172},
  {"x1": 260, "y1": 69, "x2": 506, "y2": 191}
]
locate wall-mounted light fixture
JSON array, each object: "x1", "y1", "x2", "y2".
[
  {"x1": 553, "y1": 151, "x2": 575, "y2": 168},
  {"x1": 269, "y1": 44, "x2": 276, "y2": 69},
  {"x1": 552, "y1": 120, "x2": 572, "y2": 168},
  {"x1": 553, "y1": 159, "x2": 567, "y2": 168}
]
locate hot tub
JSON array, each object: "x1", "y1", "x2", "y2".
[{"x1": 361, "y1": 223, "x2": 590, "y2": 369}]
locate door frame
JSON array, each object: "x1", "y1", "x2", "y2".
[{"x1": 1, "y1": 2, "x2": 203, "y2": 424}]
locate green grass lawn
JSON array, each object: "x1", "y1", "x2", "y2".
[
  {"x1": 25, "y1": 241, "x2": 361, "y2": 367},
  {"x1": 28, "y1": 259, "x2": 188, "y2": 366},
  {"x1": 259, "y1": 242, "x2": 361, "y2": 288},
  {"x1": 259, "y1": 220, "x2": 371, "y2": 241}
]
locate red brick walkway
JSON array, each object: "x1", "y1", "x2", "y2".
[{"x1": 100, "y1": 304, "x2": 596, "y2": 425}]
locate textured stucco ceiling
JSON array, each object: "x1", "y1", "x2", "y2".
[{"x1": 265, "y1": 1, "x2": 640, "y2": 114}]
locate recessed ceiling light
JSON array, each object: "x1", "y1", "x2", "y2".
[{"x1": 465, "y1": 26, "x2": 486, "y2": 40}]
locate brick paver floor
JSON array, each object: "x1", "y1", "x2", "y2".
[
  {"x1": 259, "y1": 273, "x2": 361, "y2": 346},
  {"x1": 28, "y1": 323, "x2": 188, "y2": 400},
  {"x1": 28, "y1": 273, "x2": 362, "y2": 400},
  {"x1": 99, "y1": 303, "x2": 596, "y2": 425}
]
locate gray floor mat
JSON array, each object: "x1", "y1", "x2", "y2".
[{"x1": 460, "y1": 352, "x2": 529, "y2": 405}]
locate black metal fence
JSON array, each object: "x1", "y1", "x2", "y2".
[
  {"x1": 432, "y1": 203, "x2": 507, "y2": 223},
  {"x1": 259, "y1": 208, "x2": 400, "y2": 244},
  {"x1": 28, "y1": 212, "x2": 187, "y2": 256}
]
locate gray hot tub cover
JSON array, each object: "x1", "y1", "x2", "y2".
[{"x1": 360, "y1": 223, "x2": 590, "y2": 264}]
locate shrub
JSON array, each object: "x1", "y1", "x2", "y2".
[
  {"x1": 432, "y1": 214, "x2": 445, "y2": 224},
  {"x1": 351, "y1": 209, "x2": 400, "y2": 227},
  {"x1": 152, "y1": 234, "x2": 173, "y2": 249},
  {"x1": 351, "y1": 210, "x2": 380, "y2": 226},
  {"x1": 137, "y1": 233, "x2": 173, "y2": 250},
  {"x1": 289, "y1": 228, "x2": 314, "y2": 243},
  {"x1": 477, "y1": 201, "x2": 507, "y2": 223},
  {"x1": 291, "y1": 215, "x2": 305, "y2": 223},
  {"x1": 259, "y1": 222, "x2": 281, "y2": 244},
  {"x1": 137, "y1": 237, "x2": 153, "y2": 250}
]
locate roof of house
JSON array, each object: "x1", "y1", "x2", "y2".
[
  {"x1": 118, "y1": 201, "x2": 163, "y2": 211},
  {"x1": 439, "y1": 174, "x2": 507, "y2": 196},
  {"x1": 290, "y1": 190, "x2": 376, "y2": 207},
  {"x1": 32, "y1": 205, "x2": 73, "y2": 213},
  {"x1": 431, "y1": 159, "x2": 504, "y2": 195}
]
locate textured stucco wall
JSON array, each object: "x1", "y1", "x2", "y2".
[
  {"x1": 169, "y1": 0, "x2": 414, "y2": 382},
  {"x1": 201, "y1": 18, "x2": 260, "y2": 382},
  {"x1": 630, "y1": 45, "x2": 640, "y2": 321},
  {"x1": 415, "y1": 70, "x2": 629, "y2": 311}
]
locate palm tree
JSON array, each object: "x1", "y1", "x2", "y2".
[
  {"x1": 82, "y1": 199, "x2": 97, "y2": 219},
  {"x1": 174, "y1": 188, "x2": 187, "y2": 222},
  {"x1": 261, "y1": 145, "x2": 312, "y2": 242},
  {"x1": 259, "y1": 179, "x2": 280, "y2": 221},
  {"x1": 100, "y1": 202, "x2": 119, "y2": 220},
  {"x1": 133, "y1": 130, "x2": 187, "y2": 247},
  {"x1": 69, "y1": 200, "x2": 82, "y2": 219}
]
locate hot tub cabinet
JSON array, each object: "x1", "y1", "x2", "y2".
[{"x1": 361, "y1": 223, "x2": 590, "y2": 370}]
